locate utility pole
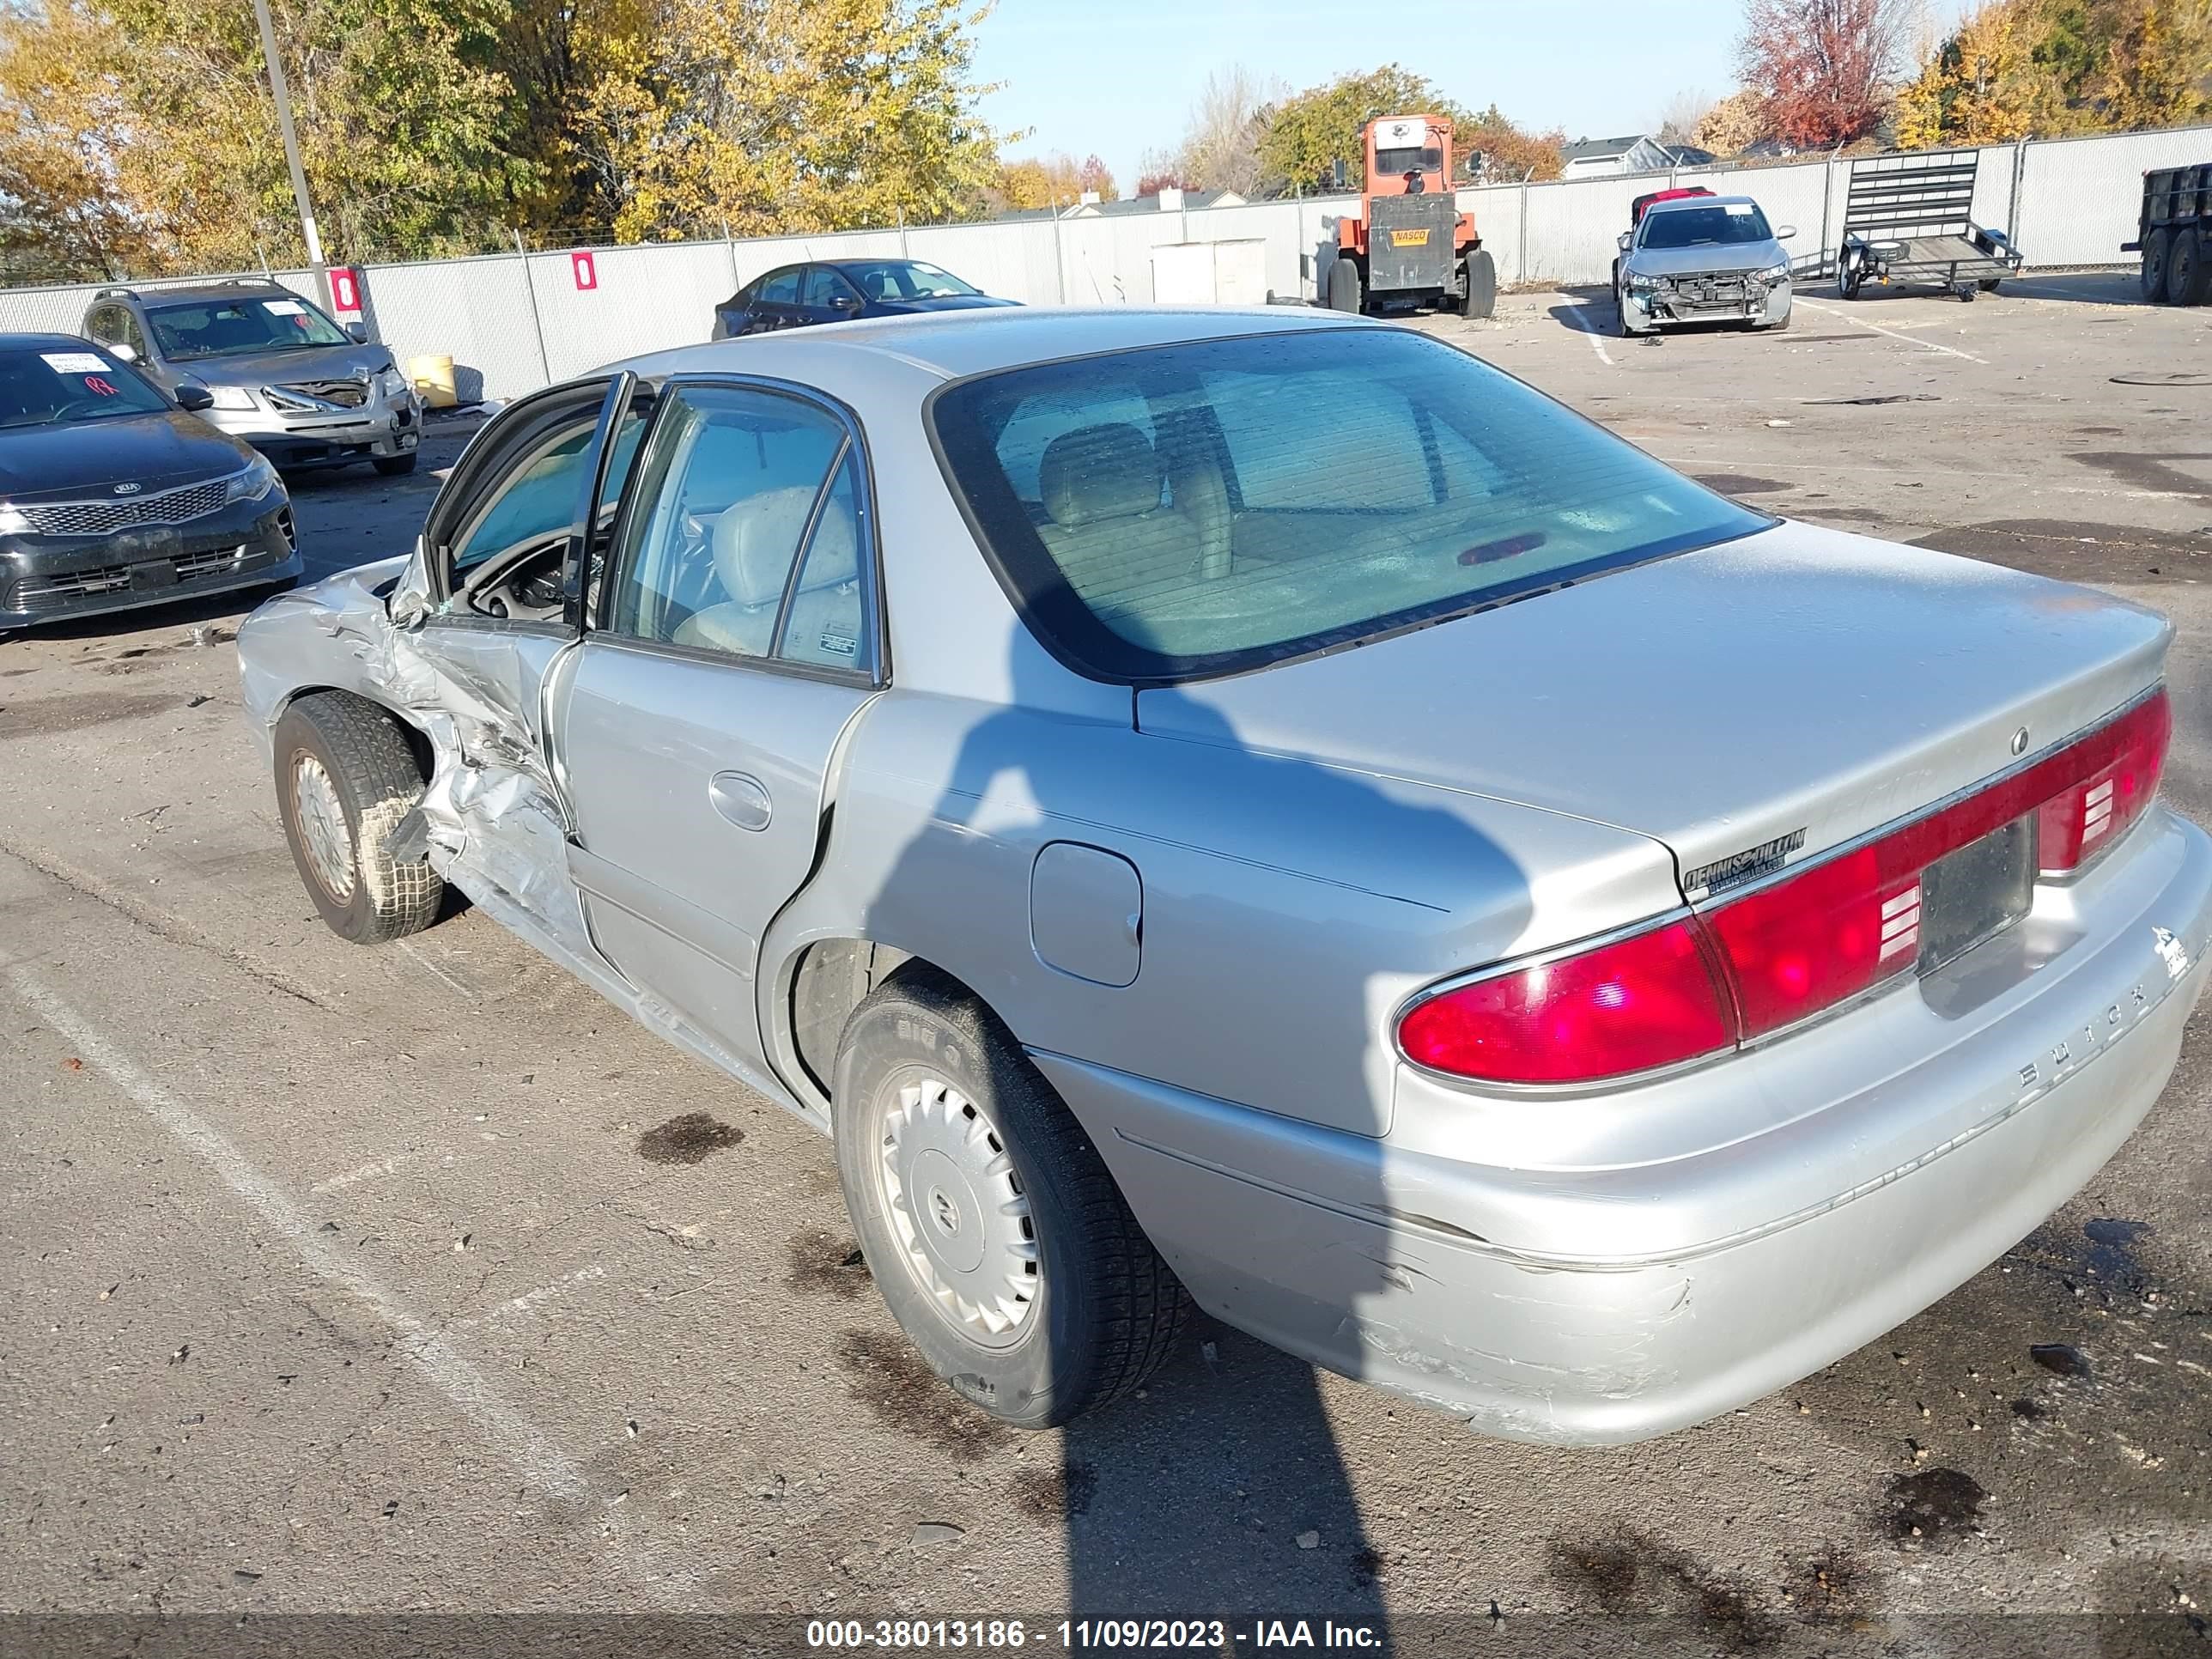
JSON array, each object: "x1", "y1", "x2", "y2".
[{"x1": 250, "y1": 0, "x2": 330, "y2": 307}]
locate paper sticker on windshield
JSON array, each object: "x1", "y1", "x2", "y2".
[
  {"x1": 40, "y1": 351, "x2": 107, "y2": 374},
  {"x1": 1725, "y1": 203, "x2": 1755, "y2": 215},
  {"x1": 262, "y1": 299, "x2": 306, "y2": 315}
]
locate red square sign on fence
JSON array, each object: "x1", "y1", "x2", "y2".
[
  {"x1": 328, "y1": 266, "x2": 362, "y2": 318},
  {"x1": 571, "y1": 250, "x2": 598, "y2": 291}
]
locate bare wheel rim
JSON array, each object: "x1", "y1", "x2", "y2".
[
  {"x1": 291, "y1": 753, "x2": 356, "y2": 902},
  {"x1": 873, "y1": 1071, "x2": 1039, "y2": 1347}
]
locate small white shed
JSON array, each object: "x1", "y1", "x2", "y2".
[{"x1": 1148, "y1": 240, "x2": 1270, "y2": 307}]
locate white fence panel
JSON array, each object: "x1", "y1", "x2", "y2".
[
  {"x1": 362, "y1": 252, "x2": 543, "y2": 400},
  {"x1": 526, "y1": 240, "x2": 729, "y2": 382},
  {"x1": 2015, "y1": 123, "x2": 2212, "y2": 266}
]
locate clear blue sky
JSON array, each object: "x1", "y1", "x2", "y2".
[{"x1": 972, "y1": 0, "x2": 1970, "y2": 191}]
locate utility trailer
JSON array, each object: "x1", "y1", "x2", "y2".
[
  {"x1": 1838, "y1": 149, "x2": 2023, "y2": 301},
  {"x1": 2124, "y1": 162, "x2": 2211, "y2": 306}
]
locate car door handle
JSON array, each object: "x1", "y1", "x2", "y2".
[{"x1": 708, "y1": 771, "x2": 772, "y2": 831}]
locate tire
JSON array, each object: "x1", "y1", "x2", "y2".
[
  {"x1": 1461, "y1": 248, "x2": 1496, "y2": 320},
  {"x1": 2167, "y1": 228, "x2": 2210, "y2": 307},
  {"x1": 2142, "y1": 228, "x2": 2170, "y2": 302},
  {"x1": 1326, "y1": 256, "x2": 1363, "y2": 314},
  {"x1": 1615, "y1": 289, "x2": 1638, "y2": 337},
  {"x1": 1839, "y1": 253, "x2": 1866, "y2": 300},
  {"x1": 374, "y1": 453, "x2": 418, "y2": 477},
  {"x1": 1978, "y1": 277, "x2": 2002, "y2": 293},
  {"x1": 272, "y1": 691, "x2": 444, "y2": 945},
  {"x1": 1762, "y1": 307, "x2": 1792, "y2": 331},
  {"x1": 832, "y1": 965, "x2": 1191, "y2": 1429}
]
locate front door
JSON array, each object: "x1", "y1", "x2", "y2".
[{"x1": 554, "y1": 377, "x2": 881, "y2": 1074}]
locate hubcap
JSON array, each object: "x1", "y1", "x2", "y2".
[
  {"x1": 291, "y1": 754, "x2": 356, "y2": 902},
  {"x1": 875, "y1": 1073, "x2": 1038, "y2": 1345}
]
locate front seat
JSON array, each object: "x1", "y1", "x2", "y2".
[{"x1": 672, "y1": 486, "x2": 821, "y2": 655}]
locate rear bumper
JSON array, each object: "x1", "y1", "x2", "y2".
[{"x1": 1036, "y1": 808, "x2": 2212, "y2": 1444}]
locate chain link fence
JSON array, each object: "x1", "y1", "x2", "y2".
[{"x1": 2, "y1": 124, "x2": 2202, "y2": 403}]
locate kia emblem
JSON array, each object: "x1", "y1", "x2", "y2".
[{"x1": 113, "y1": 482, "x2": 141, "y2": 495}]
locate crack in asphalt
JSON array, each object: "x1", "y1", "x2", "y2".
[{"x1": 0, "y1": 832, "x2": 337, "y2": 1011}]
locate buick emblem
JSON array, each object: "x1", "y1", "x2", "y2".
[{"x1": 112, "y1": 482, "x2": 141, "y2": 495}]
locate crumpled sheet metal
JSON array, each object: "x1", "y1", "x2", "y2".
[{"x1": 307, "y1": 567, "x2": 591, "y2": 962}]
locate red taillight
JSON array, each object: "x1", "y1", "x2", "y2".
[
  {"x1": 1398, "y1": 920, "x2": 1735, "y2": 1084},
  {"x1": 2034, "y1": 691, "x2": 2170, "y2": 873},
  {"x1": 1401, "y1": 691, "x2": 2170, "y2": 1084}
]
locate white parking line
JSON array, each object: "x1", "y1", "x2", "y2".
[
  {"x1": 1563, "y1": 305, "x2": 1616, "y2": 365},
  {"x1": 12, "y1": 968, "x2": 590, "y2": 1502},
  {"x1": 1793, "y1": 298, "x2": 1989, "y2": 363}
]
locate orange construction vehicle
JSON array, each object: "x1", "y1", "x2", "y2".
[{"x1": 1324, "y1": 114, "x2": 1495, "y2": 319}]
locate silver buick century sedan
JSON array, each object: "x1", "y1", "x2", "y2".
[{"x1": 237, "y1": 308, "x2": 2209, "y2": 1445}]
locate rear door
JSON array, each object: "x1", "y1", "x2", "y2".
[
  {"x1": 554, "y1": 376, "x2": 881, "y2": 1073},
  {"x1": 746, "y1": 266, "x2": 806, "y2": 332}
]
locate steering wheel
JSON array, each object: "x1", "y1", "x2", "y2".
[
  {"x1": 456, "y1": 532, "x2": 570, "y2": 615},
  {"x1": 50, "y1": 398, "x2": 111, "y2": 422}
]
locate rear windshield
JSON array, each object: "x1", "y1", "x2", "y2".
[
  {"x1": 1640, "y1": 204, "x2": 1774, "y2": 248},
  {"x1": 928, "y1": 328, "x2": 1766, "y2": 684}
]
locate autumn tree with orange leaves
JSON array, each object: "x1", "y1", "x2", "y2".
[{"x1": 1735, "y1": 0, "x2": 1911, "y2": 149}]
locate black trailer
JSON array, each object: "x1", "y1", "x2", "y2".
[
  {"x1": 1837, "y1": 149, "x2": 2023, "y2": 301},
  {"x1": 2126, "y1": 163, "x2": 2211, "y2": 306}
]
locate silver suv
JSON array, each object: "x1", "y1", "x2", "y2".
[{"x1": 83, "y1": 281, "x2": 422, "y2": 476}]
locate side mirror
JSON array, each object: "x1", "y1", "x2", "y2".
[
  {"x1": 346, "y1": 321, "x2": 369, "y2": 343},
  {"x1": 173, "y1": 385, "x2": 215, "y2": 412},
  {"x1": 109, "y1": 340, "x2": 139, "y2": 363},
  {"x1": 1774, "y1": 224, "x2": 1797, "y2": 240},
  {"x1": 830, "y1": 293, "x2": 862, "y2": 313},
  {"x1": 1617, "y1": 231, "x2": 1632, "y2": 252}
]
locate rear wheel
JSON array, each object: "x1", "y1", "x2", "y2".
[
  {"x1": 2142, "y1": 228, "x2": 2171, "y2": 302},
  {"x1": 273, "y1": 692, "x2": 443, "y2": 945},
  {"x1": 1840, "y1": 258, "x2": 1866, "y2": 300},
  {"x1": 1978, "y1": 277, "x2": 2002, "y2": 293},
  {"x1": 2167, "y1": 228, "x2": 2209, "y2": 307},
  {"x1": 1461, "y1": 248, "x2": 1496, "y2": 320},
  {"x1": 1326, "y1": 256, "x2": 1363, "y2": 314},
  {"x1": 832, "y1": 966, "x2": 1190, "y2": 1429},
  {"x1": 374, "y1": 453, "x2": 418, "y2": 477}
]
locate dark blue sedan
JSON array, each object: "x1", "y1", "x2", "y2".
[{"x1": 710, "y1": 258, "x2": 1018, "y2": 339}]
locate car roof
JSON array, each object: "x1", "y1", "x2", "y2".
[
  {"x1": 0, "y1": 331, "x2": 101, "y2": 351},
  {"x1": 622, "y1": 305, "x2": 1373, "y2": 387}
]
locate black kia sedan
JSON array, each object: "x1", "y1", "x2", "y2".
[
  {"x1": 0, "y1": 333, "x2": 300, "y2": 630},
  {"x1": 710, "y1": 258, "x2": 1018, "y2": 338}
]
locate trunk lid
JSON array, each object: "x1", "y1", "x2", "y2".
[{"x1": 1134, "y1": 521, "x2": 2171, "y2": 896}]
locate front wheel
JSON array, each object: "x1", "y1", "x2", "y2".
[
  {"x1": 374, "y1": 453, "x2": 418, "y2": 477},
  {"x1": 1461, "y1": 248, "x2": 1496, "y2": 320},
  {"x1": 832, "y1": 967, "x2": 1190, "y2": 1429},
  {"x1": 273, "y1": 692, "x2": 444, "y2": 944}
]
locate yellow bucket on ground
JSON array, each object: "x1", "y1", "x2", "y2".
[{"x1": 408, "y1": 354, "x2": 458, "y2": 408}]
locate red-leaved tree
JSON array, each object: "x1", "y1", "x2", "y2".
[{"x1": 1735, "y1": 0, "x2": 1906, "y2": 149}]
